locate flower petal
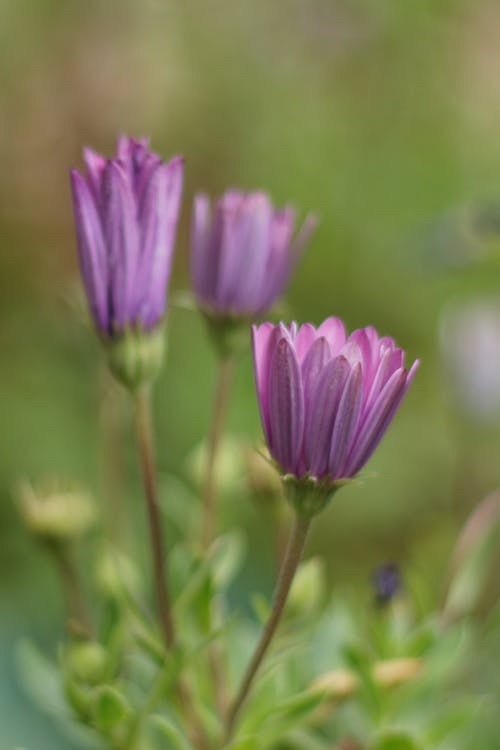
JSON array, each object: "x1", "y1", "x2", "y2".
[
  {"x1": 317, "y1": 317, "x2": 346, "y2": 355},
  {"x1": 301, "y1": 336, "x2": 331, "y2": 408},
  {"x1": 328, "y1": 362, "x2": 363, "y2": 478},
  {"x1": 70, "y1": 169, "x2": 108, "y2": 333},
  {"x1": 252, "y1": 322, "x2": 281, "y2": 444},
  {"x1": 303, "y1": 354, "x2": 350, "y2": 478},
  {"x1": 295, "y1": 322, "x2": 318, "y2": 363},
  {"x1": 257, "y1": 206, "x2": 296, "y2": 311},
  {"x1": 344, "y1": 367, "x2": 409, "y2": 477},
  {"x1": 290, "y1": 213, "x2": 318, "y2": 265},
  {"x1": 83, "y1": 147, "x2": 106, "y2": 204},
  {"x1": 268, "y1": 336, "x2": 304, "y2": 474},
  {"x1": 217, "y1": 193, "x2": 272, "y2": 312},
  {"x1": 141, "y1": 156, "x2": 183, "y2": 327},
  {"x1": 365, "y1": 345, "x2": 404, "y2": 410},
  {"x1": 102, "y1": 161, "x2": 140, "y2": 331}
]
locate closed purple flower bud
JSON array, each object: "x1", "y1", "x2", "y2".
[
  {"x1": 70, "y1": 135, "x2": 184, "y2": 338},
  {"x1": 191, "y1": 190, "x2": 316, "y2": 320},
  {"x1": 371, "y1": 563, "x2": 402, "y2": 606},
  {"x1": 252, "y1": 319, "x2": 418, "y2": 513}
]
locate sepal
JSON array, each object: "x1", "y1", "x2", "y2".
[
  {"x1": 282, "y1": 474, "x2": 352, "y2": 519},
  {"x1": 106, "y1": 324, "x2": 165, "y2": 390}
]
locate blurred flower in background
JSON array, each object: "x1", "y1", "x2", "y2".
[
  {"x1": 440, "y1": 298, "x2": 500, "y2": 423},
  {"x1": 371, "y1": 561, "x2": 402, "y2": 607},
  {"x1": 191, "y1": 189, "x2": 316, "y2": 319}
]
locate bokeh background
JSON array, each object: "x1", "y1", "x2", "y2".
[{"x1": 1, "y1": 0, "x2": 500, "y2": 746}]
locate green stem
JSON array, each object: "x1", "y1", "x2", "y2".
[
  {"x1": 134, "y1": 387, "x2": 175, "y2": 648},
  {"x1": 134, "y1": 388, "x2": 210, "y2": 750},
  {"x1": 202, "y1": 357, "x2": 233, "y2": 548},
  {"x1": 48, "y1": 541, "x2": 92, "y2": 635},
  {"x1": 225, "y1": 512, "x2": 312, "y2": 741}
]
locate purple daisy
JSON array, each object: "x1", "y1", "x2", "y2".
[
  {"x1": 70, "y1": 135, "x2": 184, "y2": 338},
  {"x1": 252, "y1": 318, "x2": 419, "y2": 483}
]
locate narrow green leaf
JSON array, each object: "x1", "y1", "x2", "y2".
[
  {"x1": 16, "y1": 639, "x2": 67, "y2": 716},
  {"x1": 150, "y1": 715, "x2": 196, "y2": 750},
  {"x1": 211, "y1": 531, "x2": 246, "y2": 589}
]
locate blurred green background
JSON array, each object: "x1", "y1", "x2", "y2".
[{"x1": 1, "y1": 0, "x2": 500, "y2": 746}]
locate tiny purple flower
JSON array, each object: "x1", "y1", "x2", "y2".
[
  {"x1": 252, "y1": 319, "x2": 419, "y2": 484},
  {"x1": 371, "y1": 563, "x2": 402, "y2": 606},
  {"x1": 70, "y1": 136, "x2": 184, "y2": 338},
  {"x1": 191, "y1": 190, "x2": 316, "y2": 318}
]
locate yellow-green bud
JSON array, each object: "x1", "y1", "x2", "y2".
[
  {"x1": 68, "y1": 641, "x2": 108, "y2": 685},
  {"x1": 186, "y1": 435, "x2": 244, "y2": 495},
  {"x1": 16, "y1": 479, "x2": 96, "y2": 542},
  {"x1": 94, "y1": 548, "x2": 140, "y2": 600}
]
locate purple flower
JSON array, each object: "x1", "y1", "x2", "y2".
[
  {"x1": 252, "y1": 319, "x2": 419, "y2": 483},
  {"x1": 191, "y1": 190, "x2": 316, "y2": 318},
  {"x1": 371, "y1": 563, "x2": 402, "y2": 606},
  {"x1": 70, "y1": 136, "x2": 184, "y2": 338}
]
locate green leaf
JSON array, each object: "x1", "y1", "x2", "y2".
[
  {"x1": 226, "y1": 737, "x2": 260, "y2": 750},
  {"x1": 210, "y1": 531, "x2": 246, "y2": 589},
  {"x1": 424, "y1": 698, "x2": 482, "y2": 744},
  {"x1": 267, "y1": 689, "x2": 326, "y2": 724},
  {"x1": 174, "y1": 555, "x2": 211, "y2": 617},
  {"x1": 287, "y1": 557, "x2": 326, "y2": 617},
  {"x1": 16, "y1": 639, "x2": 67, "y2": 716},
  {"x1": 286, "y1": 729, "x2": 330, "y2": 750},
  {"x1": 149, "y1": 715, "x2": 196, "y2": 750},
  {"x1": 250, "y1": 593, "x2": 271, "y2": 624},
  {"x1": 443, "y1": 491, "x2": 500, "y2": 620},
  {"x1": 372, "y1": 731, "x2": 420, "y2": 750},
  {"x1": 242, "y1": 689, "x2": 326, "y2": 743},
  {"x1": 91, "y1": 685, "x2": 130, "y2": 731}
]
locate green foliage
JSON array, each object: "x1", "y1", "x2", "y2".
[{"x1": 15, "y1": 477, "x2": 500, "y2": 749}]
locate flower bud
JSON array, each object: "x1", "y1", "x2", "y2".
[
  {"x1": 67, "y1": 641, "x2": 108, "y2": 685},
  {"x1": 94, "y1": 547, "x2": 141, "y2": 600},
  {"x1": 16, "y1": 479, "x2": 96, "y2": 543},
  {"x1": 186, "y1": 435, "x2": 244, "y2": 495},
  {"x1": 371, "y1": 562, "x2": 402, "y2": 607}
]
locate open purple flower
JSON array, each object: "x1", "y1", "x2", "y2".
[
  {"x1": 70, "y1": 136, "x2": 184, "y2": 338},
  {"x1": 252, "y1": 319, "x2": 419, "y2": 486},
  {"x1": 191, "y1": 190, "x2": 316, "y2": 318}
]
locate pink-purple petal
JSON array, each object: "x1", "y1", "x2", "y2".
[
  {"x1": 344, "y1": 367, "x2": 408, "y2": 477},
  {"x1": 328, "y1": 362, "x2": 363, "y2": 478},
  {"x1": 70, "y1": 169, "x2": 108, "y2": 332},
  {"x1": 301, "y1": 337, "x2": 332, "y2": 405},
  {"x1": 190, "y1": 190, "x2": 315, "y2": 317},
  {"x1": 317, "y1": 317, "x2": 346, "y2": 355},
  {"x1": 304, "y1": 355, "x2": 350, "y2": 478},
  {"x1": 71, "y1": 136, "x2": 182, "y2": 338},
  {"x1": 268, "y1": 337, "x2": 304, "y2": 474}
]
